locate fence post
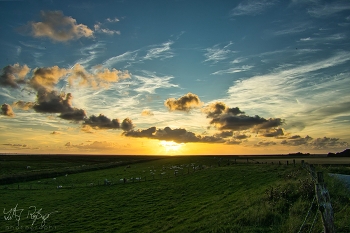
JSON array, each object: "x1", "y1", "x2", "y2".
[{"x1": 315, "y1": 172, "x2": 335, "y2": 233}]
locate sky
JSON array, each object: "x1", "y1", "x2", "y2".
[{"x1": 0, "y1": 0, "x2": 350, "y2": 155}]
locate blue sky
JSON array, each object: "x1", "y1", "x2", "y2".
[{"x1": 0, "y1": 0, "x2": 349, "y2": 155}]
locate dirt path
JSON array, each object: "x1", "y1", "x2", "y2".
[{"x1": 329, "y1": 173, "x2": 350, "y2": 191}]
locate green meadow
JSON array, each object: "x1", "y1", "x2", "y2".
[{"x1": 0, "y1": 155, "x2": 349, "y2": 232}]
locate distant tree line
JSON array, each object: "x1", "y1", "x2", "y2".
[{"x1": 327, "y1": 149, "x2": 350, "y2": 157}]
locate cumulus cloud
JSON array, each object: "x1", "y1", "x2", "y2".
[
  {"x1": 24, "y1": 10, "x2": 93, "y2": 42},
  {"x1": 29, "y1": 66, "x2": 68, "y2": 91},
  {"x1": 124, "y1": 126, "x2": 233, "y2": 144},
  {"x1": 164, "y1": 93, "x2": 203, "y2": 112},
  {"x1": 203, "y1": 102, "x2": 244, "y2": 118},
  {"x1": 281, "y1": 135, "x2": 313, "y2": 146},
  {"x1": 205, "y1": 102, "x2": 283, "y2": 131},
  {"x1": 141, "y1": 109, "x2": 154, "y2": 116},
  {"x1": 121, "y1": 118, "x2": 134, "y2": 131},
  {"x1": 261, "y1": 128, "x2": 284, "y2": 137},
  {"x1": 124, "y1": 126, "x2": 201, "y2": 143},
  {"x1": 214, "y1": 131, "x2": 233, "y2": 138},
  {"x1": 0, "y1": 64, "x2": 30, "y2": 88},
  {"x1": 309, "y1": 137, "x2": 348, "y2": 150},
  {"x1": 68, "y1": 64, "x2": 130, "y2": 88},
  {"x1": 281, "y1": 135, "x2": 348, "y2": 149},
  {"x1": 1, "y1": 103, "x2": 15, "y2": 117},
  {"x1": 33, "y1": 91, "x2": 86, "y2": 121},
  {"x1": 83, "y1": 114, "x2": 133, "y2": 131},
  {"x1": 13, "y1": 101, "x2": 35, "y2": 110},
  {"x1": 254, "y1": 141, "x2": 277, "y2": 147}
]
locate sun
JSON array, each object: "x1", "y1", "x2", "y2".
[{"x1": 159, "y1": 140, "x2": 184, "y2": 153}]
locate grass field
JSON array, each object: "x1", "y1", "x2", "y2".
[{"x1": 0, "y1": 155, "x2": 349, "y2": 232}]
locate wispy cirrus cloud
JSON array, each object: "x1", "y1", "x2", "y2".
[
  {"x1": 203, "y1": 42, "x2": 235, "y2": 64},
  {"x1": 231, "y1": 0, "x2": 278, "y2": 16},
  {"x1": 134, "y1": 72, "x2": 179, "y2": 94},
  {"x1": 211, "y1": 65, "x2": 253, "y2": 75},
  {"x1": 144, "y1": 41, "x2": 174, "y2": 60},
  {"x1": 225, "y1": 52, "x2": 350, "y2": 120},
  {"x1": 308, "y1": 2, "x2": 350, "y2": 18}
]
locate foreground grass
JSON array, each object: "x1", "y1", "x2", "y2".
[{"x1": 0, "y1": 156, "x2": 349, "y2": 232}]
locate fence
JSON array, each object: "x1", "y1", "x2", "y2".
[{"x1": 302, "y1": 161, "x2": 336, "y2": 233}]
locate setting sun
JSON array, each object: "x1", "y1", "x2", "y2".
[{"x1": 160, "y1": 141, "x2": 184, "y2": 153}]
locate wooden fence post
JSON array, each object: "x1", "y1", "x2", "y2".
[{"x1": 315, "y1": 172, "x2": 335, "y2": 233}]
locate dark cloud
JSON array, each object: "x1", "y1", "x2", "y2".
[
  {"x1": 124, "y1": 126, "x2": 201, "y2": 143},
  {"x1": 281, "y1": 135, "x2": 348, "y2": 149},
  {"x1": 204, "y1": 102, "x2": 244, "y2": 118},
  {"x1": 83, "y1": 114, "x2": 134, "y2": 131},
  {"x1": 225, "y1": 139, "x2": 243, "y2": 145},
  {"x1": 22, "y1": 10, "x2": 93, "y2": 42},
  {"x1": 261, "y1": 128, "x2": 284, "y2": 137},
  {"x1": 214, "y1": 131, "x2": 233, "y2": 138},
  {"x1": 33, "y1": 91, "x2": 86, "y2": 121},
  {"x1": 309, "y1": 137, "x2": 348, "y2": 150},
  {"x1": 1, "y1": 103, "x2": 15, "y2": 117},
  {"x1": 281, "y1": 135, "x2": 313, "y2": 146},
  {"x1": 121, "y1": 118, "x2": 134, "y2": 131},
  {"x1": 255, "y1": 141, "x2": 277, "y2": 147},
  {"x1": 205, "y1": 102, "x2": 283, "y2": 131},
  {"x1": 164, "y1": 93, "x2": 202, "y2": 111},
  {"x1": 233, "y1": 133, "x2": 250, "y2": 140},
  {"x1": 83, "y1": 114, "x2": 120, "y2": 129},
  {"x1": 0, "y1": 64, "x2": 30, "y2": 88}
]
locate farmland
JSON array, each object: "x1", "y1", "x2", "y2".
[{"x1": 0, "y1": 154, "x2": 349, "y2": 232}]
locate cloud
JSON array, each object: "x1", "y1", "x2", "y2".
[
  {"x1": 203, "y1": 102, "x2": 244, "y2": 118},
  {"x1": 164, "y1": 93, "x2": 203, "y2": 112},
  {"x1": 124, "y1": 126, "x2": 201, "y2": 143},
  {"x1": 141, "y1": 109, "x2": 154, "y2": 116},
  {"x1": 203, "y1": 42, "x2": 235, "y2": 64},
  {"x1": 214, "y1": 131, "x2": 233, "y2": 138},
  {"x1": 12, "y1": 101, "x2": 35, "y2": 110},
  {"x1": 231, "y1": 0, "x2": 278, "y2": 16},
  {"x1": 205, "y1": 102, "x2": 283, "y2": 131},
  {"x1": 308, "y1": 2, "x2": 350, "y2": 18},
  {"x1": 144, "y1": 41, "x2": 174, "y2": 60},
  {"x1": 134, "y1": 73, "x2": 178, "y2": 94},
  {"x1": 94, "y1": 22, "x2": 120, "y2": 35},
  {"x1": 83, "y1": 114, "x2": 134, "y2": 131},
  {"x1": 121, "y1": 118, "x2": 134, "y2": 131},
  {"x1": 29, "y1": 66, "x2": 68, "y2": 91},
  {"x1": 281, "y1": 135, "x2": 313, "y2": 146},
  {"x1": 68, "y1": 64, "x2": 130, "y2": 88},
  {"x1": 211, "y1": 65, "x2": 253, "y2": 75},
  {"x1": 65, "y1": 141, "x2": 118, "y2": 150},
  {"x1": 254, "y1": 141, "x2": 277, "y2": 147},
  {"x1": 1, "y1": 103, "x2": 15, "y2": 117},
  {"x1": 0, "y1": 64, "x2": 30, "y2": 88},
  {"x1": 261, "y1": 128, "x2": 284, "y2": 137},
  {"x1": 281, "y1": 135, "x2": 348, "y2": 149},
  {"x1": 33, "y1": 91, "x2": 86, "y2": 121},
  {"x1": 106, "y1": 17, "x2": 120, "y2": 23},
  {"x1": 309, "y1": 137, "x2": 348, "y2": 150},
  {"x1": 24, "y1": 10, "x2": 93, "y2": 42}
]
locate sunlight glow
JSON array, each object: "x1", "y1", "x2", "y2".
[{"x1": 159, "y1": 141, "x2": 184, "y2": 153}]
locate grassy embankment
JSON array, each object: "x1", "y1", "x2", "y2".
[{"x1": 0, "y1": 155, "x2": 349, "y2": 232}]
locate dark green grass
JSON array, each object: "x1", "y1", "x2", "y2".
[{"x1": 0, "y1": 156, "x2": 349, "y2": 232}]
